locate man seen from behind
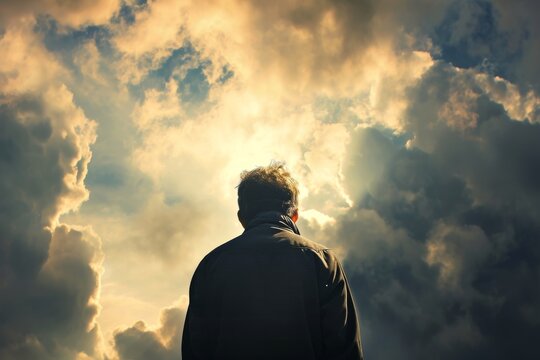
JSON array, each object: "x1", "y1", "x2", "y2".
[{"x1": 182, "y1": 162, "x2": 364, "y2": 360}]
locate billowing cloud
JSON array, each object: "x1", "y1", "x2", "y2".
[
  {"x1": 112, "y1": 300, "x2": 187, "y2": 360},
  {"x1": 484, "y1": 0, "x2": 540, "y2": 90},
  {"x1": 326, "y1": 62, "x2": 540, "y2": 359},
  {"x1": 178, "y1": 0, "x2": 443, "y2": 96},
  {"x1": 2, "y1": 0, "x2": 540, "y2": 359},
  {"x1": 0, "y1": 0, "x2": 120, "y2": 27},
  {"x1": 110, "y1": 0, "x2": 439, "y2": 98},
  {"x1": 111, "y1": 0, "x2": 187, "y2": 84},
  {"x1": 0, "y1": 20, "x2": 103, "y2": 359}
]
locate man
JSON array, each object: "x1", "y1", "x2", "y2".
[{"x1": 182, "y1": 163, "x2": 364, "y2": 360}]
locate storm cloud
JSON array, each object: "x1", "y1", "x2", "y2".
[
  {"x1": 1, "y1": 0, "x2": 539, "y2": 359},
  {"x1": 0, "y1": 21, "x2": 103, "y2": 359},
  {"x1": 113, "y1": 302, "x2": 186, "y2": 360},
  {"x1": 329, "y1": 63, "x2": 540, "y2": 359}
]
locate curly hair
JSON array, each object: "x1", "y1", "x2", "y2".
[{"x1": 237, "y1": 162, "x2": 299, "y2": 223}]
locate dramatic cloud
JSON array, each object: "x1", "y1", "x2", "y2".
[
  {"x1": 1, "y1": 0, "x2": 539, "y2": 359},
  {"x1": 113, "y1": 300, "x2": 187, "y2": 360},
  {"x1": 328, "y1": 63, "x2": 540, "y2": 359},
  {"x1": 0, "y1": 0, "x2": 120, "y2": 27},
  {"x1": 111, "y1": 0, "x2": 186, "y2": 84},
  {"x1": 0, "y1": 21, "x2": 103, "y2": 360}
]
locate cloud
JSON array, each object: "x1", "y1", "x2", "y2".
[
  {"x1": 490, "y1": 0, "x2": 540, "y2": 90},
  {"x1": 0, "y1": 0, "x2": 120, "y2": 27},
  {"x1": 474, "y1": 72, "x2": 540, "y2": 123},
  {"x1": 112, "y1": 300, "x2": 187, "y2": 360},
  {"x1": 3, "y1": 1, "x2": 539, "y2": 359},
  {"x1": 406, "y1": 63, "x2": 540, "y2": 216},
  {"x1": 426, "y1": 222, "x2": 491, "y2": 293},
  {"x1": 109, "y1": 0, "x2": 441, "y2": 98},
  {"x1": 128, "y1": 194, "x2": 205, "y2": 265},
  {"x1": 329, "y1": 62, "x2": 540, "y2": 359},
  {"x1": 101, "y1": 4, "x2": 539, "y2": 359},
  {"x1": 132, "y1": 78, "x2": 183, "y2": 132},
  {"x1": 430, "y1": 0, "x2": 540, "y2": 92},
  {"x1": 111, "y1": 0, "x2": 187, "y2": 84},
  {"x1": 0, "y1": 20, "x2": 103, "y2": 359},
  {"x1": 73, "y1": 41, "x2": 108, "y2": 85}
]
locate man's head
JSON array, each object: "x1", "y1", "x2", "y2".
[{"x1": 237, "y1": 162, "x2": 299, "y2": 227}]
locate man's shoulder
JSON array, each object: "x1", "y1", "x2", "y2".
[
  {"x1": 275, "y1": 230, "x2": 330, "y2": 252},
  {"x1": 197, "y1": 234, "x2": 243, "y2": 266},
  {"x1": 200, "y1": 231, "x2": 329, "y2": 261},
  {"x1": 191, "y1": 232, "x2": 341, "y2": 292}
]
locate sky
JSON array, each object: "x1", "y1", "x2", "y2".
[{"x1": 0, "y1": 0, "x2": 539, "y2": 359}]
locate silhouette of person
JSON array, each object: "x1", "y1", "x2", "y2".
[{"x1": 182, "y1": 163, "x2": 364, "y2": 359}]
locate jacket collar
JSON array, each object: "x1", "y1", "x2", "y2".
[{"x1": 244, "y1": 211, "x2": 301, "y2": 235}]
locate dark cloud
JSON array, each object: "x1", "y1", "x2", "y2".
[
  {"x1": 0, "y1": 94, "x2": 102, "y2": 359},
  {"x1": 113, "y1": 305, "x2": 185, "y2": 360},
  {"x1": 330, "y1": 63, "x2": 540, "y2": 359},
  {"x1": 431, "y1": 0, "x2": 540, "y2": 91},
  {"x1": 406, "y1": 63, "x2": 540, "y2": 217},
  {"x1": 490, "y1": 0, "x2": 540, "y2": 90},
  {"x1": 2, "y1": 1, "x2": 537, "y2": 360}
]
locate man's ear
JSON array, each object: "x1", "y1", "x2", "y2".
[{"x1": 291, "y1": 210, "x2": 299, "y2": 223}]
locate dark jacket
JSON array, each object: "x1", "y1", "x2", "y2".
[{"x1": 182, "y1": 211, "x2": 364, "y2": 360}]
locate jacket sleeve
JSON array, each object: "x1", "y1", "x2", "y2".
[
  {"x1": 182, "y1": 258, "x2": 216, "y2": 360},
  {"x1": 319, "y1": 250, "x2": 364, "y2": 360}
]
